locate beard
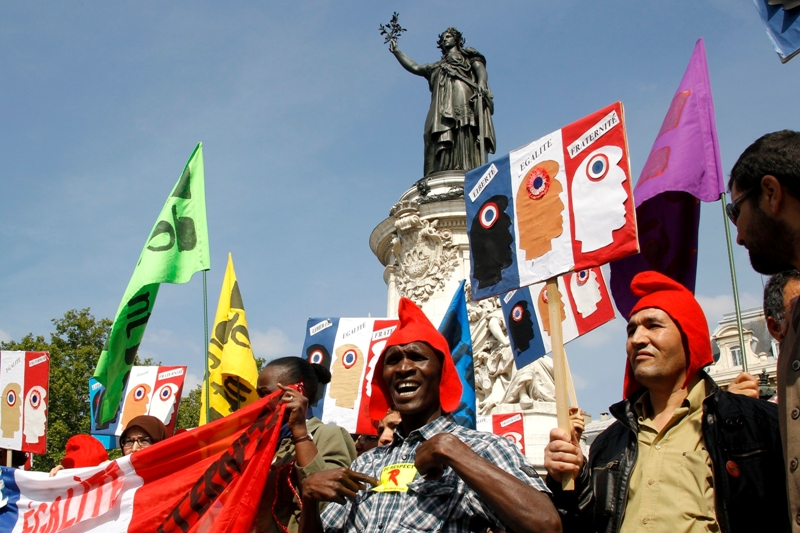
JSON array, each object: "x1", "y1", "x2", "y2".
[{"x1": 746, "y1": 207, "x2": 798, "y2": 274}]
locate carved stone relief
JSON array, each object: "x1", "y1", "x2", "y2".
[
  {"x1": 389, "y1": 201, "x2": 459, "y2": 305},
  {"x1": 465, "y1": 282, "x2": 556, "y2": 415}
]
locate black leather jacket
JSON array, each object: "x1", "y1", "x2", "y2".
[{"x1": 546, "y1": 373, "x2": 789, "y2": 533}]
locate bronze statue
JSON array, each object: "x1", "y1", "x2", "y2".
[{"x1": 389, "y1": 27, "x2": 496, "y2": 177}]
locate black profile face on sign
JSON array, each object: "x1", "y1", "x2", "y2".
[
  {"x1": 306, "y1": 343, "x2": 331, "y2": 370},
  {"x1": 470, "y1": 195, "x2": 513, "y2": 289},
  {"x1": 507, "y1": 300, "x2": 535, "y2": 353}
]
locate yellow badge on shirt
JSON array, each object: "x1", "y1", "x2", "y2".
[{"x1": 372, "y1": 463, "x2": 418, "y2": 492}]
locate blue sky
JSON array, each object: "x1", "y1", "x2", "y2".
[{"x1": 1, "y1": 1, "x2": 798, "y2": 418}]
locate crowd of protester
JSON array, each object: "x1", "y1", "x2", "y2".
[{"x1": 7, "y1": 129, "x2": 800, "y2": 532}]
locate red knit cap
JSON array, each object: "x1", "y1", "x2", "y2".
[
  {"x1": 624, "y1": 271, "x2": 713, "y2": 398},
  {"x1": 61, "y1": 435, "x2": 109, "y2": 469},
  {"x1": 369, "y1": 298, "x2": 463, "y2": 421}
]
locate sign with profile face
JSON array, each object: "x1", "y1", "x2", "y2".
[
  {"x1": 464, "y1": 102, "x2": 638, "y2": 300},
  {"x1": 0, "y1": 351, "x2": 50, "y2": 454},
  {"x1": 500, "y1": 267, "x2": 616, "y2": 368},
  {"x1": 302, "y1": 318, "x2": 399, "y2": 434},
  {"x1": 90, "y1": 365, "x2": 186, "y2": 443}
]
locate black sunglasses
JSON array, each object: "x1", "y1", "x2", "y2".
[{"x1": 726, "y1": 185, "x2": 759, "y2": 224}]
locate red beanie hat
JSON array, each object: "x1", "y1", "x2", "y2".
[
  {"x1": 369, "y1": 298, "x2": 463, "y2": 421},
  {"x1": 624, "y1": 271, "x2": 713, "y2": 399},
  {"x1": 61, "y1": 435, "x2": 109, "y2": 469}
]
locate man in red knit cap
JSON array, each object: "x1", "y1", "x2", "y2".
[
  {"x1": 298, "y1": 297, "x2": 560, "y2": 533},
  {"x1": 544, "y1": 271, "x2": 788, "y2": 533}
]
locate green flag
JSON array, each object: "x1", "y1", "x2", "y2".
[{"x1": 94, "y1": 143, "x2": 210, "y2": 423}]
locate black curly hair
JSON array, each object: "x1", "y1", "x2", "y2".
[
  {"x1": 729, "y1": 130, "x2": 800, "y2": 201},
  {"x1": 266, "y1": 356, "x2": 330, "y2": 404}
]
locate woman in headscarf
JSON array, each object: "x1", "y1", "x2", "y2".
[
  {"x1": 119, "y1": 415, "x2": 168, "y2": 456},
  {"x1": 254, "y1": 356, "x2": 356, "y2": 533}
]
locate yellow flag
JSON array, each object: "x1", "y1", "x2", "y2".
[{"x1": 200, "y1": 253, "x2": 260, "y2": 425}]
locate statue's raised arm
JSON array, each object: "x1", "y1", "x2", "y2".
[
  {"x1": 389, "y1": 40, "x2": 426, "y2": 76},
  {"x1": 388, "y1": 27, "x2": 496, "y2": 177}
]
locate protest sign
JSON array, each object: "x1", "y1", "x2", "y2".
[
  {"x1": 0, "y1": 352, "x2": 49, "y2": 455},
  {"x1": 500, "y1": 267, "x2": 615, "y2": 368},
  {"x1": 301, "y1": 318, "x2": 398, "y2": 434},
  {"x1": 89, "y1": 365, "x2": 186, "y2": 445},
  {"x1": 464, "y1": 102, "x2": 637, "y2": 301},
  {"x1": 476, "y1": 413, "x2": 527, "y2": 455}
]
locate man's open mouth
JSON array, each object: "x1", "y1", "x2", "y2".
[{"x1": 395, "y1": 381, "x2": 421, "y2": 398}]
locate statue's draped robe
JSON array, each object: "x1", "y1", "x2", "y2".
[{"x1": 420, "y1": 48, "x2": 496, "y2": 176}]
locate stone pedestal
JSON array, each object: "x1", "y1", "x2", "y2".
[{"x1": 370, "y1": 171, "x2": 471, "y2": 327}]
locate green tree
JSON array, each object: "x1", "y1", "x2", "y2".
[
  {"x1": 0, "y1": 308, "x2": 159, "y2": 472},
  {"x1": 176, "y1": 384, "x2": 202, "y2": 430},
  {"x1": 175, "y1": 357, "x2": 268, "y2": 430}
]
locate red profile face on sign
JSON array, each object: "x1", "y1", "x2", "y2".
[{"x1": 121, "y1": 383, "x2": 152, "y2": 429}]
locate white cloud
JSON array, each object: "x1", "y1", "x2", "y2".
[
  {"x1": 571, "y1": 317, "x2": 626, "y2": 350},
  {"x1": 182, "y1": 372, "x2": 202, "y2": 396},
  {"x1": 0, "y1": 329, "x2": 11, "y2": 343},
  {"x1": 250, "y1": 327, "x2": 302, "y2": 362},
  {"x1": 696, "y1": 291, "x2": 762, "y2": 328},
  {"x1": 571, "y1": 372, "x2": 589, "y2": 391}
]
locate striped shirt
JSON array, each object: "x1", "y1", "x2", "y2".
[{"x1": 320, "y1": 414, "x2": 549, "y2": 533}]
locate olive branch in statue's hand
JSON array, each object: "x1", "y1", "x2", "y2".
[{"x1": 379, "y1": 12, "x2": 406, "y2": 46}]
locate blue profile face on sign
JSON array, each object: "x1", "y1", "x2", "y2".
[
  {"x1": 306, "y1": 343, "x2": 331, "y2": 370},
  {"x1": 465, "y1": 155, "x2": 524, "y2": 299},
  {"x1": 469, "y1": 195, "x2": 514, "y2": 289},
  {"x1": 499, "y1": 288, "x2": 547, "y2": 368},
  {"x1": 507, "y1": 301, "x2": 535, "y2": 353},
  {"x1": 301, "y1": 318, "x2": 340, "y2": 418}
]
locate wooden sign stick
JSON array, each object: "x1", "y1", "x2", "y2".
[
  {"x1": 564, "y1": 349, "x2": 578, "y2": 408},
  {"x1": 6, "y1": 449, "x2": 11, "y2": 468},
  {"x1": 546, "y1": 277, "x2": 574, "y2": 490}
]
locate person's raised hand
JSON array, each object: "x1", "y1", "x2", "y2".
[
  {"x1": 544, "y1": 428, "x2": 584, "y2": 483},
  {"x1": 728, "y1": 372, "x2": 760, "y2": 399},
  {"x1": 569, "y1": 406, "x2": 585, "y2": 441},
  {"x1": 389, "y1": 40, "x2": 399, "y2": 53},
  {"x1": 277, "y1": 383, "x2": 310, "y2": 438},
  {"x1": 301, "y1": 468, "x2": 379, "y2": 505},
  {"x1": 49, "y1": 464, "x2": 65, "y2": 477}
]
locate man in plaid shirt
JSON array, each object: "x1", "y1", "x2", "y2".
[{"x1": 298, "y1": 298, "x2": 561, "y2": 533}]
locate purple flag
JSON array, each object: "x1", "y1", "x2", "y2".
[{"x1": 610, "y1": 39, "x2": 724, "y2": 317}]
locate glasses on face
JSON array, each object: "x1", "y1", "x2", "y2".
[
  {"x1": 356, "y1": 435, "x2": 378, "y2": 445},
  {"x1": 726, "y1": 185, "x2": 759, "y2": 224},
  {"x1": 121, "y1": 436, "x2": 153, "y2": 449}
]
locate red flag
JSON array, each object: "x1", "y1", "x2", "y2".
[{"x1": 1, "y1": 393, "x2": 284, "y2": 532}]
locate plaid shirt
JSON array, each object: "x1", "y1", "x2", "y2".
[{"x1": 320, "y1": 414, "x2": 549, "y2": 533}]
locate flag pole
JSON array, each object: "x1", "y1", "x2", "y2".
[
  {"x1": 720, "y1": 193, "x2": 749, "y2": 372},
  {"x1": 203, "y1": 270, "x2": 211, "y2": 423}
]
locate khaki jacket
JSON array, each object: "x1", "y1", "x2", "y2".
[
  {"x1": 779, "y1": 303, "x2": 800, "y2": 531},
  {"x1": 255, "y1": 417, "x2": 357, "y2": 533}
]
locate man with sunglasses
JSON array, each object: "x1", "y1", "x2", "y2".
[{"x1": 728, "y1": 129, "x2": 800, "y2": 530}]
